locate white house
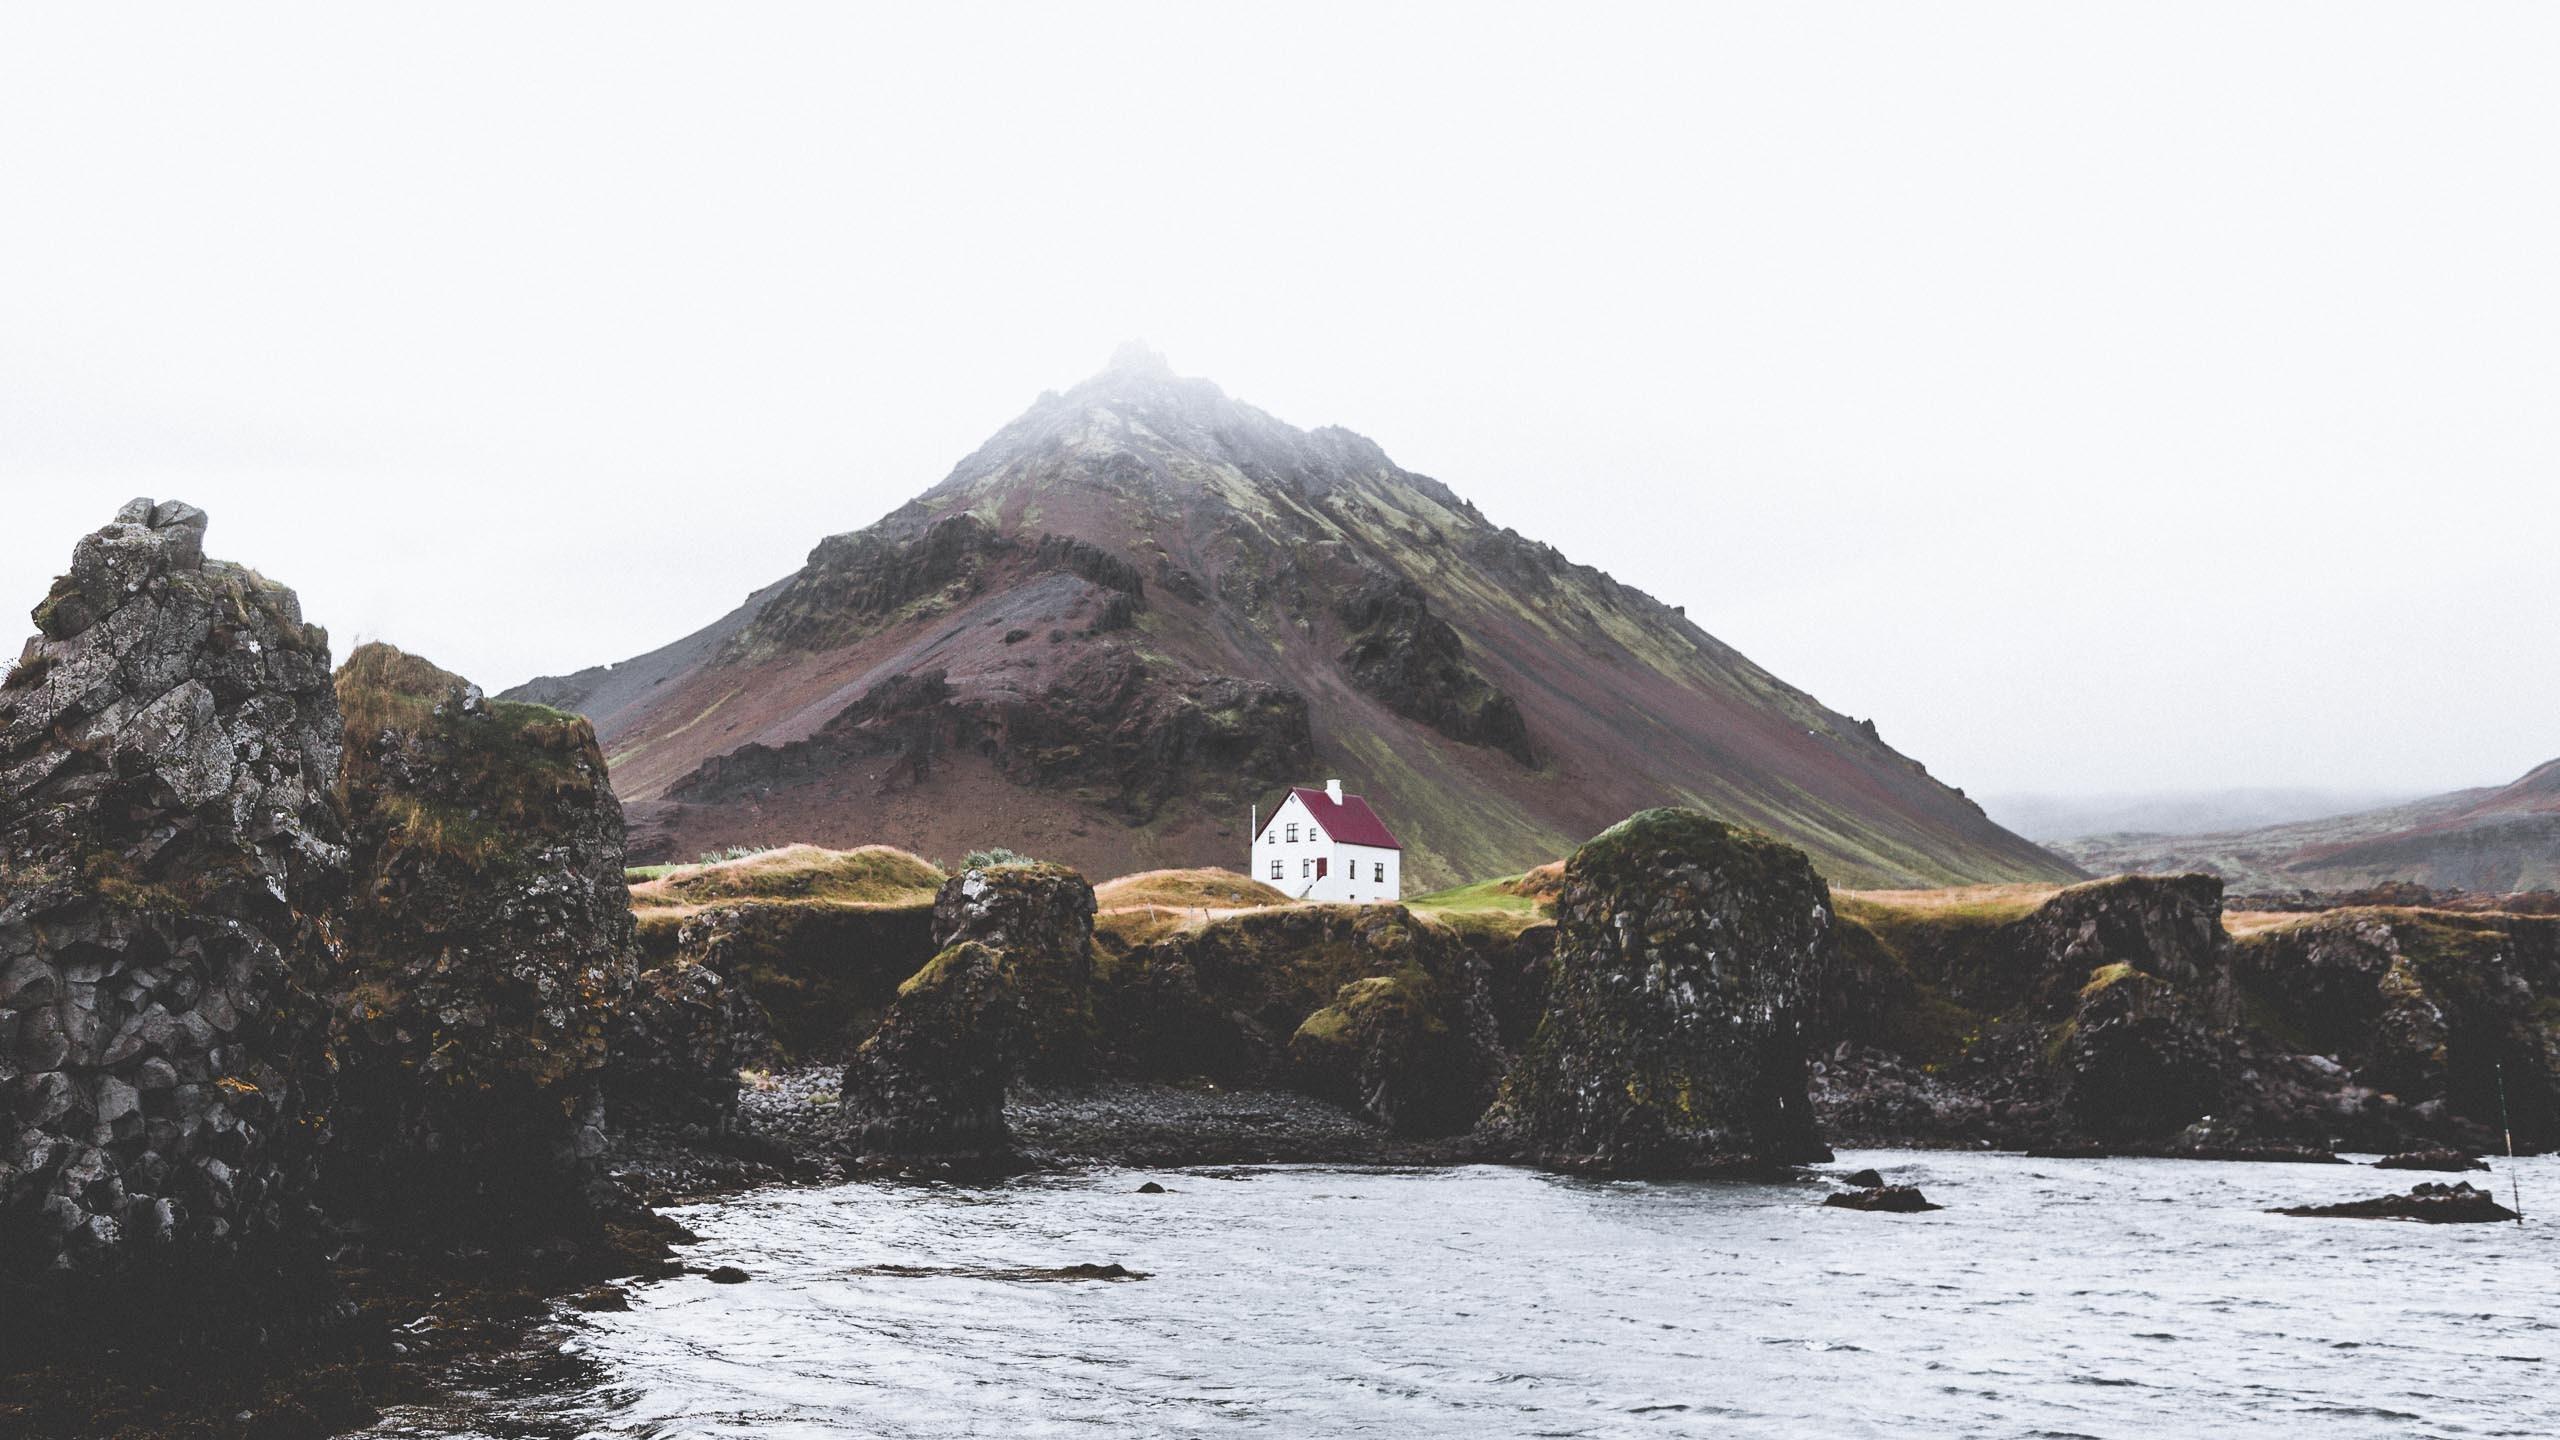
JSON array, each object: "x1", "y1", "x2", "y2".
[{"x1": 1251, "y1": 779, "x2": 1403, "y2": 903}]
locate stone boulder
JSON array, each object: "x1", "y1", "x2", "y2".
[
  {"x1": 838, "y1": 942, "x2": 1022, "y2": 1155},
  {"x1": 933, "y1": 861, "x2": 1098, "y2": 1080},
  {"x1": 1487, "y1": 809, "x2": 1834, "y2": 1172},
  {"x1": 1, "y1": 499, "x2": 346, "y2": 1282},
  {"x1": 323, "y1": 643, "x2": 637, "y2": 1230},
  {"x1": 1287, "y1": 965, "x2": 1504, "y2": 1136}
]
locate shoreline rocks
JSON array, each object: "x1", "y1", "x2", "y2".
[
  {"x1": 1484, "y1": 809, "x2": 1834, "y2": 1173},
  {"x1": 2273, "y1": 1181, "x2": 2518, "y2": 1224}
]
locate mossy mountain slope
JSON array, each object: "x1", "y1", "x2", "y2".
[{"x1": 510, "y1": 348, "x2": 2073, "y2": 891}]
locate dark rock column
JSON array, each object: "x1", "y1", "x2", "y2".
[
  {"x1": 931, "y1": 862, "x2": 1098, "y2": 1081},
  {"x1": 1, "y1": 499, "x2": 346, "y2": 1284},
  {"x1": 1486, "y1": 808, "x2": 1834, "y2": 1172},
  {"x1": 323, "y1": 643, "x2": 638, "y2": 1233}
]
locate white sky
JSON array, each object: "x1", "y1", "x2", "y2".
[{"x1": 3, "y1": 4, "x2": 2553, "y2": 799}]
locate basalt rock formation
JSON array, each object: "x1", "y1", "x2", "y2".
[
  {"x1": 931, "y1": 862, "x2": 1099, "y2": 1081},
  {"x1": 0, "y1": 500, "x2": 346, "y2": 1289},
  {"x1": 1812, "y1": 874, "x2": 2560, "y2": 1155},
  {"x1": 1094, "y1": 901, "x2": 1504, "y2": 1134},
  {"x1": 2228, "y1": 907, "x2": 2559, "y2": 1151},
  {"x1": 511, "y1": 348, "x2": 2072, "y2": 892},
  {"x1": 837, "y1": 941, "x2": 1023, "y2": 1155},
  {"x1": 1817, "y1": 876, "x2": 2242, "y2": 1149},
  {"x1": 1486, "y1": 809, "x2": 1835, "y2": 1172},
  {"x1": 619, "y1": 846, "x2": 943, "y2": 1083},
  {"x1": 323, "y1": 643, "x2": 638, "y2": 1230}
]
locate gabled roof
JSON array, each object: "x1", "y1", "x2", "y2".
[{"x1": 1257, "y1": 786, "x2": 1402, "y2": 850}]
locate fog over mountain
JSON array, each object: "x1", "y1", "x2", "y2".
[{"x1": 4, "y1": 5, "x2": 2557, "y2": 805}]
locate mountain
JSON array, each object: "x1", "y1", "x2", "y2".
[
  {"x1": 509, "y1": 347, "x2": 2074, "y2": 891},
  {"x1": 2052, "y1": 759, "x2": 2560, "y2": 895},
  {"x1": 1980, "y1": 787, "x2": 2425, "y2": 844}
]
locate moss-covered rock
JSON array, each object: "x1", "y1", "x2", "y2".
[
  {"x1": 838, "y1": 941, "x2": 1022, "y2": 1154},
  {"x1": 2233, "y1": 908, "x2": 2560, "y2": 1149},
  {"x1": 932, "y1": 861, "x2": 1098, "y2": 1081},
  {"x1": 1287, "y1": 964, "x2": 1502, "y2": 1136},
  {"x1": 605, "y1": 958, "x2": 759, "y2": 1133},
  {"x1": 1096, "y1": 902, "x2": 1503, "y2": 1133},
  {"x1": 1487, "y1": 809, "x2": 1834, "y2": 1172},
  {"x1": 662, "y1": 900, "x2": 935, "y2": 1065},
  {"x1": 324, "y1": 642, "x2": 636, "y2": 1231}
]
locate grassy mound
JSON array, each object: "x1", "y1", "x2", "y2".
[
  {"x1": 1095, "y1": 868, "x2": 1290, "y2": 911},
  {"x1": 630, "y1": 844, "x2": 945, "y2": 912},
  {"x1": 1093, "y1": 867, "x2": 1291, "y2": 950}
]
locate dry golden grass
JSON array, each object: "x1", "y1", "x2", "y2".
[
  {"x1": 1094, "y1": 868, "x2": 1291, "y2": 912},
  {"x1": 629, "y1": 843, "x2": 945, "y2": 918},
  {"x1": 1834, "y1": 882, "x2": 2067, "y2": 918}
]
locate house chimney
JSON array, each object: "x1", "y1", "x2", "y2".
[{"x1": 1325, "y1": 778, "x2": 1343, "y2": 804}]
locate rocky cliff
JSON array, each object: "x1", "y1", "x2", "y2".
[
  {"x1": 1816, "y1": 874, "x2": 2560, "y2": 1154},
  {"x1": 323, "y1": 643, "x2": 639, "y2": 1230},
  {"x1": 1, "y1": 500, "x2": 346, "y2": 1288},
  {"x1": 511, "y1": 348, "x2": 2073, "y2": 893}
]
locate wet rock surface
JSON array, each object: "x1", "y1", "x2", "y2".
[
  {"x1": 2373, "y1": 1148, "x2": 2488, "y2": 1172},
  {"x1": 1485, "y1": 809, "x2": 1834, "y2": 1173},
  {"x1": 2273, "y1": 1180, "x2": 2518, "y2": 1224},
  {"x1": 1, "y1": 499, "x2": 347, "y2": 1286},
  {"x1": 1824, "y1": 1185, "x2": 1941, "y2": 1213},
  {"x1": 324, "y1": 644, "x2": 638, "y2": 1232}
]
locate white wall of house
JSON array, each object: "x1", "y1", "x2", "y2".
[{"x1": 1251, "y1": 791, "x2": 1402, "y2": 903}]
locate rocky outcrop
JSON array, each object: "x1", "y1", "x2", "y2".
[
  {"x1": 2229, "y1": 908, "x2": 2560, "y2": 1150},
  {"x1": 1334, "y1": 577, "x2": 1534, "y2": 766},
  {"x1": 323, "y1": 643, "x2": 637, "y2": 1231},
  {"x1": 1096, "y1": 903, "x2": 1503, "y2": 1133},
  {"x1": 838, "y1": 942, "x2": 1022, "y2": 1155},
  {"x1": 605, "y1": 958, "x2": 758, "y2": 1133},
  {"x1": 1, "y1": 499, "x2": 346, "y2": 1282},
  {"x1": 2273, "y1": 1181, "x2": 2517, "y2": 1223},
  {"x1": 2022, "y1": 876, "x2": 2236, "y2": 1142},
  {"x1": 1486, "y1": 809, "x2": 1834, "y2": 1172},
  {"x1": 661, "y1": 900, "x2": 934, "y2": 1064},
  {"x1": 932, "y1": 862, "x2": 1098, "y2": 1081},
  {"x1": 1286, "y1": 965, "x2": 1504, "y2": 1136}
]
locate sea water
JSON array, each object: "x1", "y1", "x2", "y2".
[{"x1": 365, "y1": 1151, "x2": 2559, "y2": 1438}]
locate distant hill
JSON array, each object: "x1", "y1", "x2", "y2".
[
  {"x1": 508, "y1": 347, "x2": 2074, "y2": 891},
  {"x1": 2051, "y1": 759, "x2": 2560, "y2": 894},
  {"x1": 1981, "y1": 787, "x2": 2425, "y2": 844}
]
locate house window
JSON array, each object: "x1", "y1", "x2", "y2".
[
  {"x1": 1302, "y1": 859, "x2": 1312, "y2": 878},
  {"x1": 1269, "y1": 859, "x2": 1282, "y2": 880},
  {"x1": 1374, "y1": 862, "x2": 1385, "y2": 882},
  {"x1": 1285, "y1": 823, "x2": 1298, "y2": 843}
]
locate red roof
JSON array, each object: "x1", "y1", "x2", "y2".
[{"x1": 1259, "y1": 786, "x2": 1402, "y2": 850}]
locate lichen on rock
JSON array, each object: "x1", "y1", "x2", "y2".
[{"x1": 931, "y1": 860, "x2": 1099, "y2": 1081}]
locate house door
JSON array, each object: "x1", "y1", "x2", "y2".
[{"x1": 1316, "y1": 858, "x2": 1328, "y2": 879}]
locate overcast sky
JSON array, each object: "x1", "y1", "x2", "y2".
[{"x1": 4, "y1": 4, "x2": 2553, "y2": 800}]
